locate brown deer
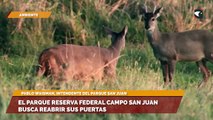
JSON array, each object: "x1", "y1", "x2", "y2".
[
  {"x1": 141, "y1": 6, "x2": 213, "y2": 87},
  {"x1": 37, "y1": 26, "x2": 128, "y2": 86}
]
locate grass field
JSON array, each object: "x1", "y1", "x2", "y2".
[{"x1": 0, "y1": 0, "x2": 213, "y2": 120}]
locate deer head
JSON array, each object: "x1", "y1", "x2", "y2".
[
  {"x1": 104, "y1": 26, "x2": 128, "y2": 50},
  {"x1": 141, "y1": 6, "x2": 163, "y2": 32}
]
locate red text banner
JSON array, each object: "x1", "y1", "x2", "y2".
[{"x1": 6, "y1": 90, "x2": 184, "y2": 114}]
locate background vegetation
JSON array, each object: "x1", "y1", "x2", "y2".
[{"x1": 0, "y1": 0, "x2": 213, "y2": 120}]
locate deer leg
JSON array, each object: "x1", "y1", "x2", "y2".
[
  {"x1": 83, "y1": 81, "x2": 91, "y2": 88},
  {"x1": 36, "y1": 64, "x2": 45, "y2": 77},
  {"x1": 196, "y1": 61, "x2": 209, "y2": 87},
  {"x1": 108, "y1": 70, "x2": 116, "y2": 80},
  {"x1": 168, "y1": 60, "x2": 176, "y2": 88},
  {"x1": 202, "y1": 60, "x2": 211, "y2": 77},
  {"x1": 168, "y1": 61, "x2": 176, "y2": 82},
  {"x1": 104, "y1": 65, "x2": 116, "y2": 80},
  {"x1": 160, "y1": 61, "x2": 169, "y2": 85},
  {"x1": 50, "y1": 66, "x2": 60, "y2": 80}
]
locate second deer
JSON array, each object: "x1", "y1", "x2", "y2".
[
  {"x1": 141, "y1": 6, "x2": 213, "y2": 87},
  {"x1": 37, "y1": 26, "x2": 128, "y2": 86}
]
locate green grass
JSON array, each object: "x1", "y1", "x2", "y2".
[
  {"x1": 0, "y1": 0, "x2": 213, "y2": 120},
  {"x1": 0, "y1": 46, "x2": 213, "y2": 120}
]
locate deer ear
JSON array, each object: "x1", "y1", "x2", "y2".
[
  {"x1": 122, "y1": 25, "x2": 128, "y2": 35},
  {"x1": 103, "y1": 25, "x2": 114, "y2": 35},
  {"x1": 138, "y1": 5, "x2": 147, "y2": 15},
  {"x1": 103, "y1": 26, "x2": 117, "y2": 40},
  {"x1": 154, "y1": 7, "x2": 163, "y2": 18},
  {"x1": 120, "y1": 25, "x2": 128, "y2": 35},
  {"x1": 140, "y1": 7, "x2": 147, "y2": 15}
]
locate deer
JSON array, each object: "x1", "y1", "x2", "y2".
[
  {"x1": 37, "y1": 26, "x2": 128, "y2": 86},
  {"x1": 140, "y1": 6, "x2": 213, "y2": 87}
]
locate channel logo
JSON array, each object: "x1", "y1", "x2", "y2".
[{"x1": 194, "y1": 8, "x2": 203, "y2": 19}]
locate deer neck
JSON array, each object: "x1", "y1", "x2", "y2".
[
  {"x1": 109, "y1": 42, "x2": 122, "y2": 57},
  {"x1": 147, "y1": 25, "x2": 161, "y2": 44}
]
